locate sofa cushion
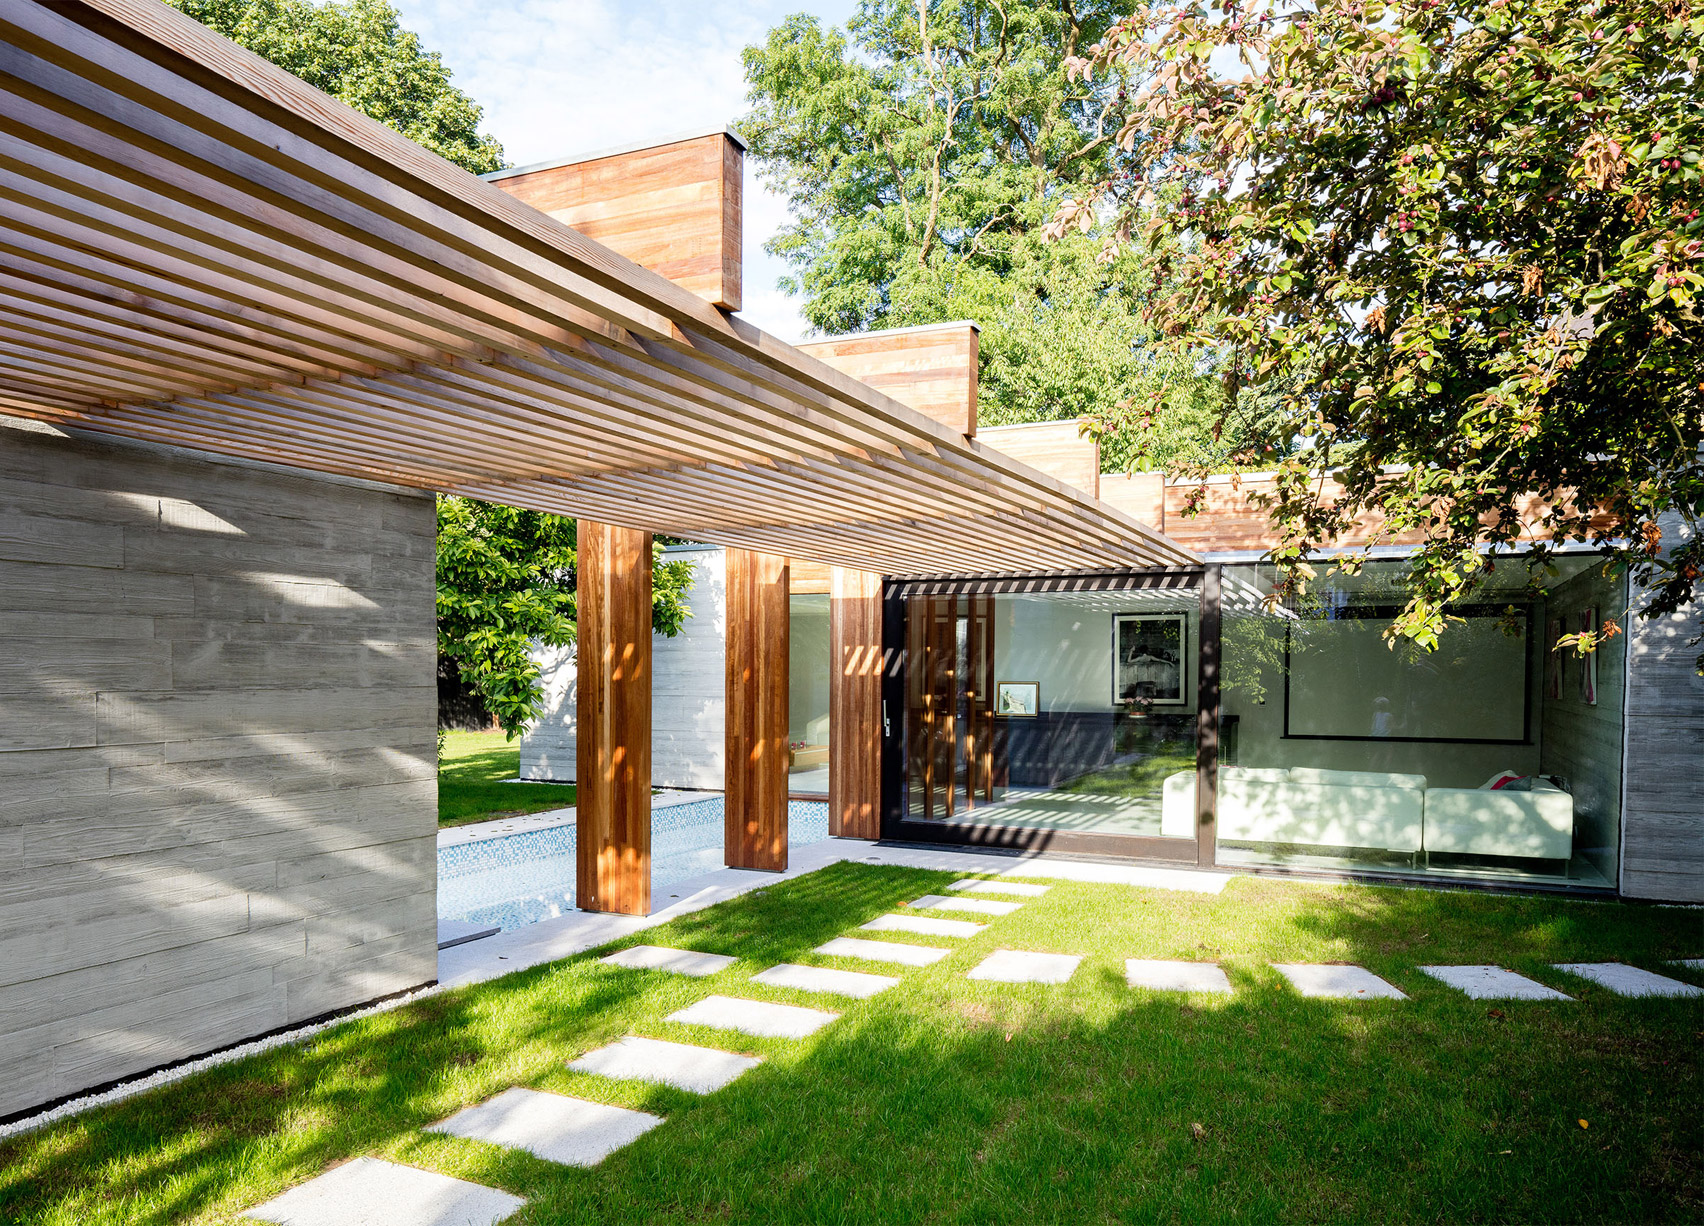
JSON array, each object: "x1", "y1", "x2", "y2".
[
  {"x1": 1286, "y1": 767, "x2": 1427, "y2": 792},
  {"x1": 1424, "y1": 787, "x2": 1573, "y2": 858}
]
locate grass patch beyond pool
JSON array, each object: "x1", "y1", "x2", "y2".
[
  {"x1": 439, "y1": 729, "x2": 576, "y2": 827},
  {"x1": 2, "y1": 869, "x2": 1700, "y2": 1224}
]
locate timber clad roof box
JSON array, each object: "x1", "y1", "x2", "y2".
[{"x1": 0, "y1": 0, "x2": 1195, "y2": 576}]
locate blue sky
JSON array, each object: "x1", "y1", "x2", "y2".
[{"x1": 390, "y1": 0, "x2": 856, "y2": 341}]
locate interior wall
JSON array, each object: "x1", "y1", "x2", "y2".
[
  {"x1": 994, "y1": 597, "x2": 1198, "y2": 713},
  {"x1": 522, "y1": 544, "x2": 724, "y2": 790},
  {"x1": 1222, "y1": 600, "x2": 1542, "y2": 788},
  {"x1": 1538, "y1": 564, "x2": 1627, "y2": 881},
  {"x1": 0, "y1": 421, "x2": 438, "y2": 1119},
  {"x1": 788, "y1": 595, "x2": 830, "y2": 743}
]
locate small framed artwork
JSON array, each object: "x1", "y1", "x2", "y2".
[
  {"x1": 1114, "y1": 612, "x2": 1188, "y2": 706},
  {"x1": 996, "y1": 681, "x2": 1039, "y2": 718},
  {"x1": 1578, "y1": 607, "x2": 1597, "y2": 705},
  {"x1": 1545, "y1": 617, "x2": 1564, "y2": 700}
]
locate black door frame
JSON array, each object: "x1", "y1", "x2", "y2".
[{"x1": 879, "y1": 566, "x2": 1222, "y2": 866}]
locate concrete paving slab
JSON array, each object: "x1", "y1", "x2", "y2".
[
  {"x1": 666, "y1": 994, "x2": 840, "y2": 1039},
  {"x1": 751, "y1": 963, "x2": 900, "y2": 999},
  {"x1": 1552, "y1": 962, "x2": 1704, "y2": 998},
  {"x1": 814, "y1": 936, "x2": 952, "y2": 967},
  {"x1": 861, "y1": 913, "x2": 985, "y2": 939},
  {"x1": 426, "y1": 1087, "x2": 661, "y2": 1167},
  {"x1": 568, "y1": 1036, "x2": 759, "y2": 1094},
  {"x1": 995, "y1": 858, "x2": 1231, "y2": 894},
  {"x1": 600, "y1": 945, "x2": 736, "y2": 977},
  {"x1": 968, "y1": 949, "x2": 1082, "y2": 984},
  {"x1": 946, "y1": 879, "x2": 1050, "y2": 897},
  {"x1": 1273, "y1": 964, "x2": 1408, "y2": 1000},
  {"x1": 906, "y1": 894, "x2": 1022, "y2": 916},
  {"x1": 1671, "y1": 958, "x2": 1704, "y2": 970},
  {"x1": 1419, "y1": 965, "x2": 1572, "y2": 1001},
  {"x1": 242, "y1": 1156, "x2": 524, "y2": 1226},
  {"x1": 1124, "y1": 959, "x2": 1232, "y2": 995},
  {"x1": 437, "y1": 919, "x2": 500, "y2": 951}
]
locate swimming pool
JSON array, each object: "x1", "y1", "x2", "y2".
[{"x1": 438, "y1": 797, "x2": 831, "y2": 932}]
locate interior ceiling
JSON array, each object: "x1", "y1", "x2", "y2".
[{"x1": 0, "y1": 0, "x2": 1197, "y2": 578}]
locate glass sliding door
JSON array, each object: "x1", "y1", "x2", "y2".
[{"x1": 889, "y1": 573, "x2": 1207, "y2": 858}]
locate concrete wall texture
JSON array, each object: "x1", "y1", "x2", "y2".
[
  {"x1": 0, "y1": 421, "x2": 439, "y2": 1118},
  {"x1": 1620, "y1": 514, "x2": 1704, "y2": 902}
]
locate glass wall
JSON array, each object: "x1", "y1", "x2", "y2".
[
  {"x1": 898, "y1": 583, "x2": 1199, "y2": 845},
  {"x1": 787, "y1": 593, "x2": 830, "y2": 795},
  {"x1": 1219, "y1": 555, "x2": 1625, "y2": 887}
]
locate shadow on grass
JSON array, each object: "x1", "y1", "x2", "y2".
[{"x1": 2, "y1": 864, "x2": 1701, "y2": 1225}]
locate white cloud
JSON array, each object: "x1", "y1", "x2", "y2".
[{"x1": 392, "y1": 0, "x2": 849, "y2": 343}]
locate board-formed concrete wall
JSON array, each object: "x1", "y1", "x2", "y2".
[
  {"x1": 0, "y1": 420, "x2": 438, "y2": 1118},
  {"x1": 1621, "y1": 513, "x2": 1704, "y2": 902},
  {"x1": 521, "y1": 543, "x2": 726, "y2": 789}
]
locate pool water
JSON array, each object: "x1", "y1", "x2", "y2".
[{"x1": 438, "y1": 797, "x2": 831, "y2": 932}]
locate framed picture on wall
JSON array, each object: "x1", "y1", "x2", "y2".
[
  {"x1": 1578, "y1": 607, "x2": 1597, "y2": 705},
  {"x1": 995, "y1": 681, "x2": 1039, "y2": 718},
  {"x1": 1546, "y1": 616, "x2": 1564, "y2": 700},
  {"x1": 1114, "y1": 612, "x2": 1187, "y2": 706}
]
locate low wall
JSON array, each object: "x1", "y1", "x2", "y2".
[{"x1": 0, "y1": 420, "x2": 438, "y2": 1118}]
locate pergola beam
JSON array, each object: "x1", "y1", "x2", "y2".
[{"x1": 0, "y1": 0, "x2": 1200, "y2": 578}]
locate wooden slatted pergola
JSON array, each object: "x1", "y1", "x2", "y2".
[{"x1": 0, "y1": 0, "x2": 1196, "y2": 577}]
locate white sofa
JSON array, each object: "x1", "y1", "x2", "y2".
[
  {"x1": 1423, "y1": 781, "x2": 1572, "y2": 859},
  {"x1": 1161, "y1": 766, "x2": 1573, "y2": 860}
]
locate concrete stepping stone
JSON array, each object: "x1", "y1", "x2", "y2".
[
  {"x1": 861, "y1": 913, "x2": 985, "y2": 938},
  {"x1": 667, "y1": 994, "x2": 840, "y2": 1039},
  {"x1": 601, "y1": 945, "x2": 736, "y2": 977},
  {"x1": 1274, "y1": 964, "x2": 1407, "y2": 1000},
  {"x1": 814, "y1": 936, "x2": 952, "y2": 967},
  {"x1": 751, "y1": 963, "x2": 900, "y2": 999},
  {"x1": 947, "y1": 879, "x2": 1050, "y2": 897},
  {"x1": 906, "y1": 894, "x2": 1023, "y2": 916},
  {"x1": 1671, "y1": 958, "x2": 1704, "y2": 970},
  {"x1": 1124, "y1": 959, "x2": 1232, "y2": 995},
  {"x1": 569, "y1": 1036, "x2": 760, "y2": 1094},
  {"x1": 1419, "y1": 965, "x2": 1572, "y2": 1001},
  {"x1": 243, "y1": 1156, "x2": 524, "y2": 1226},
  {"x1": 427, "y1": 1086, "x2": 661, "y2": 1167},
  {"x1": 1552, "y1": 962, "x2": 1704, "y2": 998},
  {"x1": 968, "y1": 949, "x2": 1082, "y2": 984}
]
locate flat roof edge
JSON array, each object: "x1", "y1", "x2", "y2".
[
  {"x1": 799, "y1": 319, "x2": 981, "y2": 343},
  {"x1": 482, "y1": 127, "x2": 748, "y2": 182}
]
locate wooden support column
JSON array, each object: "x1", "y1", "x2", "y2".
[
  {"x1": 725, "y1": 549, "x2": 789, "y2": 870},
  {"x1": 829, "y1": 566, "x2": 884, "y2": 838},
  {"x1": 575, "y1": 520, "x2": 653, "y2": 915}
]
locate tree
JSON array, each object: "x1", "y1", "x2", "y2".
[
  {"x1": 1053, "y1": 0, "x2": 1704, "y2": 659},
  {"x1": 436, "y1": 499, "x2": 695, "y2": 739},
  {"x1": 166, "y1": 0, "x2": 504, "y2": 173},
  {"x1": 740, "y1": 1, "x2": 1242, "y2": 470}
]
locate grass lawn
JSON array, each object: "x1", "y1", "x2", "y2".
[
  {"x1": 3, "y1": 867, "x2": 1701, "y2": 1224},
  {"x1": 439, "y1": 729, "x2": 576, "y2": 828}
]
